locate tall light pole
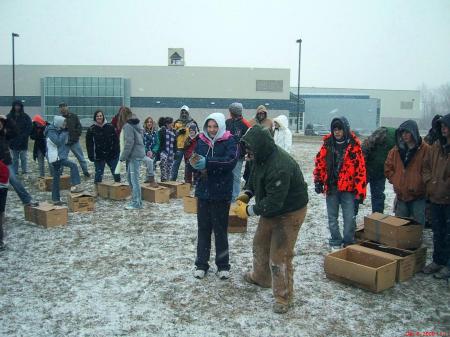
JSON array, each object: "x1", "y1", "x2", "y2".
[
  {"x1": 12, "y1": 32, "x2": 20, "y2": 100},
  {"x1": 296, "y1": 38, "x2": 302, "y2": 133}
]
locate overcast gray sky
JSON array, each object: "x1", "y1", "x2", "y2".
[{"x1": 1, "y1": 0, "x2": 449, "y2": 90}]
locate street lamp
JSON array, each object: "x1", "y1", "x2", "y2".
[
  {"x1": 12, "y1": 32, "x2": 20, "y2": 100},
  {"x1": 296, "y1": 38, "x2": 302, "y2": 134}
]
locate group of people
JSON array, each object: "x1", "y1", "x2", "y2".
[
  {"x1": 0, "y1": 97, "x2": 448, "y2": 314},
  {"x1": 312, "y1": 113, "x2": 450, "y2": 282}
]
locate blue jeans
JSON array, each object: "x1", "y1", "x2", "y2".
[
  {"x1": 37, "y1": 149, "x2": 53, "y2": 177},
  {"x1": 69, "y1": 141, "x2": 89, "y2": 175},
  {"x1": 395, "y1": 198, "x2": 426, "y2": 225},
  {"x1": 94, "y1": 157, "x2": 120, "y2": 183},
  {"x1": 126, "y1": 159, "x2": 142, "y2": 208},
  {"x1": 231, "y1": 159, "x2": 244, "y2": 201},
  {"x1": 326, "y1": 191, "x2": 356, "y2": 247},
  {"x1": 143, "y1": 156, "x2": 155, "y2": 178},
  {"x1": 11, "y1": 150, "x2": 28, "y2": 174},
  {"x1": 8, "y1": 165, "x2": 32, "y2": 204},
  {"x1": 369, "y1": 177, "x2": 386, "y2": 213},
  {"x1": 170, "y1": 150, "x2": 184, "y2": 181},
  {"x1": 430, "y1": 203, "x2": 450, "y2": 267},
  {"x1": 51, "y1": 159, "x2": 81, "y2": 202}
]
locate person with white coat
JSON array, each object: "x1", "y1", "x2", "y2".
[{"x1": 273, "y1": 115, "x2": 292, "y2": 153}]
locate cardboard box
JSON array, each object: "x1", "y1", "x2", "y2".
[
  {"x1": 24, "y1": 202, "x2": 68, "y2": 228},
  {"x1": 159, "y1": 181, "x2": 191, "y2": 198},
  {"x1": 141, "y1": 185, "x2": 170, "y2": 203},
  {"x1": 407, "y1": 246, "x2": 427, "y2": 274},
  {"x1": 97, "y1": 182, "x2": 131, "y2": 200},
  {"x1": 358, "y1": 241, "x2": 415, "y2": 282},
  {"x1": 228, "y1": 208, "x2": 247, "y2": 233},
  {"x1": 37, "y1": 175, "x2": 71, "y2": 191},
  {"x1": 324, "y1": 245, "x2": 397, "y2": 293},
  {"x1": 355, "y1": 224, "x2": 365, "y2": 242},
  {"x1": 183, "y1": 196, "x2": 197, "y2": 213},
  {"x1": 68, "y1": 192, "x2": 95, "y2": 212},
  {"x1": 364, "y1": 212, "x2": 423, "y2": 249}
]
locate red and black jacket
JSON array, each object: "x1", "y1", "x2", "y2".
[{"x1": 314, "y1": 131, "x2": 367, "y2": 200}]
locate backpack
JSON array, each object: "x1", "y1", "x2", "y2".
[{"x1": 46, "y1": 137, "x2": 59, "y2": 163}]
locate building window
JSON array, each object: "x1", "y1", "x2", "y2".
[
  {"x1": 256, "y1": 80, "x2": 283, "y2": 92},
  {"x1": 400, "y1": 101, "x2": 413, "y2": 110},
  {"x1": 43, "y1": 76, "x2": 126, "y2": 125}
]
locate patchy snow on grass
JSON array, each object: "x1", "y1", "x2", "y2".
[{"x1": 0, "y1": 138, "x2": 448, "y2": 337}]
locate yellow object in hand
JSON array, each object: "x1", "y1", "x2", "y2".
[
  {"x1": 236, "y1": 193, "x2": 250, "y2": 204},
  {"x1": 233, "y1": 200, "x2": 249, "y2": 219}
]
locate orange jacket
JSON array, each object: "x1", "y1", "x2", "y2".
[{"x1": 314, "y1": 132, "x2": 367, "y2": 200}]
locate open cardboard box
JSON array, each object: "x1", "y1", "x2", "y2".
[
  {"x1": 159, "y1": 181, "x2": 190, "y2": 198},
  {"x1": 97, "y1": 182, "x2": 131, "y2": 200},
  {"x1": 358, "y1": 241, "x2": 415, "y2": 282},
  {"x1": 24, "y1": 202, "x2": 68, "y2": 228},
  {"x1": 141, "y1": 185, "x2": 170, "y2": 203},
  {"x1": 68, "y1": 192, "x2": 95, "y2": 212},
  {"x1": 364, "y1": 212, "x2": 423, "y2": 249},
  {"x1": 324, "y1": 245, "x2": 397, "y2": 293}
]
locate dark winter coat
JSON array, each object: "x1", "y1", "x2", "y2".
[
  {"x1": 242, "y1": 125, "x2": 309, "y2": 218},
  {"x1": 158, "y1": 127, "x2": 177, "y2": 156},
  {"x1": 226, "y1": 116, "x2": 250, "y2": 159},
  {"x1": 86, "y1": 123, "x2": 120, "y2": 162},
  {"x1": 422, "y1": 113, "x2": 450, "y2": 205},
  {"x1": 314, "y1": 117, "x2": 367, "y2": 200},
  {"x1": 424, "y1": 114, "x2": 443, "y2": 145},
  {"x1": 362, "y1": 127, "x2": 396, "y2": 180},
  {"x1": 30, "y1": 121, "x2": 49, "y2": 160},
  {"x1": 143, "y1": 130, "x2": 160, "y2": 154},
  {"x1": 120, "y1": 117, "x2": 145, "y2": 161},
  {"x1": 64, "y1": 112, "x2": 82, "y2": 144},
  {"x1": 385, "y1": 120, "x2": 429, "y2": 202},
  {"x1": 7, "y1": 101, "x2": 32, "y2": 151},
  {"x1": 194, "y1": 113, "x2": 239, "y2": 201}
]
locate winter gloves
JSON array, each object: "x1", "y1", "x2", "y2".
[
  {"x1": 192, "y1": 155, "x2": 206, "y2": 170},
  {"x1": 232, "y1": 200, "x2": 249, "y2": 219},
  {"x1": 236, "y1": 190, "x2": 253, "y2": 204},
  {"x1": 314, "y1": 182, "x2": 324, "y2": 194}
]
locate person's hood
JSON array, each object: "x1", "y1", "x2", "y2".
[
  {"x1": 179, "y1": 105, "x2": 191, "y2": 122},
  {"x1": 273, "y1": 115, "x2": 289, "y2": 130},
  {"x1": 53, "y1": 116, "x2": 66, "y2": 129},
  {"x1": 330, "y1": 116, "x2": 351, "y2": 142},
  {"x1": 32, "y1": 114, "x2": 46, "y2": 127},
  {"x1": 126, "y1": 114, "x2": 143, "y2": 132},
  {"x1": 200, "y1": 112, "x2": 230, "y2": 145},
  {"x1": 395, "y1": 119, "x2": 421, "y2": 148},
  {"x1": 255, "y1": 105, "x2": 268, "y2": 123},
  {"x1": 10, "y1": 100, "x2": 24, "y2": 114},
  {"x1": 437, "y1": 113, "x2": 450, "y2": 142},
  {"x1": 241, "y1": 124, "x2": 277, "y2": 163}
]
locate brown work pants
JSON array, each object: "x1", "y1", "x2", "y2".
[{"x1": 249, "y1": 206, "x2": 307, "y2": 305}]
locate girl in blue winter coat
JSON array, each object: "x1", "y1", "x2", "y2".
[
  {"x1": 143, "y1": 116, "x2": 159, "y2": 186},
  {"x1": 190, "y1": 112, "x2": 239, "y2": 280}
]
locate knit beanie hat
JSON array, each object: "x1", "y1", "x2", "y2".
[{"x1": 229, "y1": 102, "x2": 243, "y2": 116}]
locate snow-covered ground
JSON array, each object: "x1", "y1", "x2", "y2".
[{"x1": 1, "y1": 138, "x2": 449, "y2": 337}]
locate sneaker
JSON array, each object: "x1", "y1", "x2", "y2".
[
  {"x1": 217, "y1": 270, "x2": 230, "y2": 280},
  {"x1": 194, "y1": 269, "x2": 206, "y2": 279},
  {"x1": 124, "y1": 204, "x2": 142, "y2": 210},
  {"x1": 423, "y1": 262, "x2": 444, "y2": 274},
  {"x1": 70, "y1": 185, "x2": 84, "y2": 193},
  {"x1": 434, "y1": 267, "x2": 450, "y2": 279},
  {"x1": 83, "y1": 172, "x2": 91, "y2": 178},
  {"x1": 273, "y1": 302, "x2": 289, "y2": 314},
  {"x1": 330, "y1": 246, "x2": 342, "y2": 253},
  {"x1": 25, "y1": 201, "x2": 39, "y2": 207},
  {"x1": 50, "y1": 200, "x2": 64, "y2": 206}
]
